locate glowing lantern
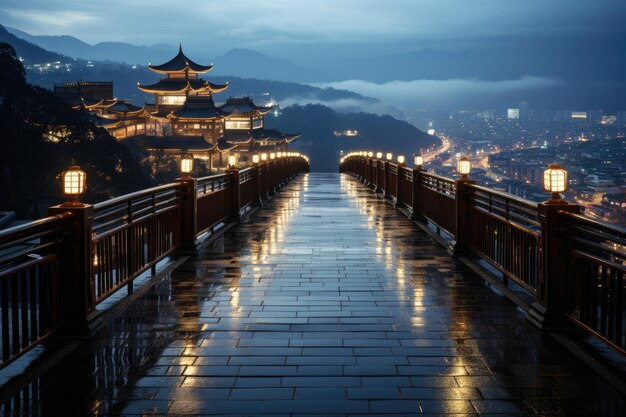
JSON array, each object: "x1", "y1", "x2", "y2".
[
  {"x1": 180, "y1": 156, "x2": 194, "y2": 176},
  {"x1": 61, "y1": 166, "x2": 86, "y2": 205},
  {"x1": 544, "y1": 164, "x2": 568, "y2": 201},
  {"x1": 457, "y1": 156, "x2": 471, "y2": 178}
]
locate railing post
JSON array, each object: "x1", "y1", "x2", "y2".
[
  {"x1": 373, "y1": 160, "x2": 382, "y2": 193},
  {"x1": 226, "y1": 166, "x2": 241, "y2": 222},
  {"x1": 449, "y1": 178, "x2": 476, "y2": 254},
  {"x1": 527, "y1": 201, "x2": 581, "y2": 328},
  {"x1": 176, "y1": 177, "x2": 198, "y2": 249},
  {"x1": 255, "y1": 162, "x2": 264, "y2": 205},
  {"x1": 48, "y1": 203, "x2": 94, "y2": 335},
  {"x1": 394, "y1": 163, "x2": 406, "y2": 207},
  {"x1": 383, "y1": 161, "x2": 391, "y2": 199},
  {"x1": 410, "y1": 167, "x2": 425, "y2": 220}
]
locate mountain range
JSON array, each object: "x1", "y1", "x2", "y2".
[{"x1": 3, "y1": 24, "x2": 626, "y2": 110}]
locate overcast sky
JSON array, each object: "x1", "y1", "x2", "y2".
[{"x1": 2, "y1": 0, "x2": 624, "y2": 59}]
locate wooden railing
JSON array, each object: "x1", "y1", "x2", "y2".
[
  {"x1": 419, "y1": 172, "x2": 456, "y2": 235},
  {"x1": 0, "y1": 156, "x2": 309, "y2": 369},
  {"x1": 468, "y1": 185, "x2": 541, "y2": 295},
  {"x1": 92, "y1": 184, "x2": 181, "y2": 308},
  {"x1": 0, "y1": 215, "x2": 70, "y2": 368},
  {"x1": 561, "y1": 212, "x2": 625, "y2": 352},
  {"x1": 340, "y1": 154, "x2": 625, "y2": 354},
  {"x1": 196, "y1": 173, "x2": 229, "y2": 236}
]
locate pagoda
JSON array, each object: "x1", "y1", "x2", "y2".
[
  {"x1": 138, "y1": 45, "x2": 231, "y2": 143},
  {"x1": 217, "y1": 97, "x2": 300, "y2": 154}
]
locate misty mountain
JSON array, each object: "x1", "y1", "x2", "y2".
[
  {"x1": 267, "y1": 104, "x2": 438, "y2": 172},
  {"x1": 0, "y1": 25, "x2": 73, "y2": 65},
  {"x1": 210, "y1": 48, "x2": 327, "y2": 82},
  {"x1": 6, "y1": 26, "x2": 176, "y2": 65}
]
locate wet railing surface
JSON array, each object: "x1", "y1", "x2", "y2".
[
  {"x1": 0, "y1": 173, "x2": 622, "y2": 416},
  {"x1": 0, "y1": 157, "x2": 309, "y2": 369},
  {"x1": 564, "y1": 212, "x2": 626, "y2": 351},
  {"x1": 0, "y1": 216, "x2": 68, "y2": 367},
  {"x1": 341, "y1": 155, "x2": 626, "y2": 355},
  {"x1": 92, "y1": 183, "x2": 181, "y2": 307}
]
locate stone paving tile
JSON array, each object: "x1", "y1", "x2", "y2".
[{"x1": 1, "y1": 173, "x2": 623, "y2": 416}]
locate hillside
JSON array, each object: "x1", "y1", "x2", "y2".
[
  {"x1": 266, "y1": 104, "x2": 438, "y2": 172},
  {"x1": 0, "y1": 42, "x2": 152, "y2": 217},
  {"x1": 0, "y1": 25, "x2": 72, "y2": 65}
]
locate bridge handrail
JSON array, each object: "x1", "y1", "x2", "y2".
[
  {"x1": 0, "y1": 156, "x2": 310, "y2": 369},
  {"x1": 339, "y1": 153, "x2": 625, "y2": 354},
  {"x1": 0, "y1": 213, "x2": 73, "y2": 368}
]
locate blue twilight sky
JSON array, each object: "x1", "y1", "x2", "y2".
[
  {"x1": 1, "y1": 0, "x2": 624, "y2": 59},
  {"x1": 2, "y1": 0, "x2": 625, "y2": 110}
]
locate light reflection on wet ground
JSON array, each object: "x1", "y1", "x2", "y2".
[{"x1": 1, "y1": 173, "x2": 623, "y2": 416}]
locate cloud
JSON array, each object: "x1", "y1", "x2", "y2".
[
  {"x1": 1, "y1": 0, "x2": 623, "y2": 50},
  {"x1": 313, "y1": 76, "x2": 562, "y2": 110}
]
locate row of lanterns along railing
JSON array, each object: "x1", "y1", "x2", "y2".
[
  {"x1": 340, "y1": 151, "x2": 625, "y2": 355},
  {"x1": 0, "y1": 152, "x2": 309, "y2": 369}
]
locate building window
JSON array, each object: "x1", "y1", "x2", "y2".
[
  {"x1": 252, "y1": 118, "x2": 263, "y2": 129},
  {"x1": 158, "y1": 95, "x2": 186, "y2": 105},
  {"x1": 225, "y1": 118, "x2": 251, "y2": 130},
  {"x1": 194, "y1": 123, "x2": 200, "y2": 129}
]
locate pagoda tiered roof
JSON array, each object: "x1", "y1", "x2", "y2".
[
  {"x1": 148, "y1": 45, "x2": 213, "y2": 74},
  {"x1": 219, "y1": 97, "x2": 272, "y2": 117},
  {"x1": 138, "y1": 78, "x2": 228, "y2": 95}
]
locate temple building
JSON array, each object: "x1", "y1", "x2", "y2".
[{"x1": 57, "y1": 45, "x2": 299, "y2": 169}]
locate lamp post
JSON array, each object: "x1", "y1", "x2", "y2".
[
  {"x1": 49, "y1": 166, "x2": 94, "y2": 334},
  {"x1": 530, "y1": 164, "x2": 581, "y2": 329},
  {"x1": 450, "y1": 156, "x2": 475, "y2": 254},
  {"x1": 411, "y1": 155, "x2": 425, "y2": 220}
]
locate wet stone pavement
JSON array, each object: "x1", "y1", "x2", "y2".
[{"x1": 3, "y1": 173, "x2": 624, "y2": 416}]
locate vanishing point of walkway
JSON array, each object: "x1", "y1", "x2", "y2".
[{"x1": 4, "y1": 173, "x2": 624, "y2": 416}]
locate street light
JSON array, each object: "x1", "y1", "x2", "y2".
[
  {"x1": 397, "y1": 155, "x2": 405, "y2": 165},
  {"x1": 457, "y1": 155, "x2": 471, "y2": 179},
  {"x1": 386, "y1": 152, "x2": 393, "y2": 161},
  {"x1": 61, "y1": 166, "x2": 86, "y2": 206},
  {"x1": 252, "y1": 154, "x2": 260, "y2": 164},
  {"x1": 180, "y1": 156, "x2": 194, "y2": 178},
  {"x1": 270, "y1": 152, "x2": 276, "y2": 160},
  {"x1": 261, "y1": 153, "x2": 268, "y2": 161},
  {"x1": 544, "y1": 164, "x2": 568, "y2": 202},
  {"x1": 414, "y1": 155, "x2": 423, "y2": 167},
  {"x1": 376, "y1": 152, "x2": 383, "y2": 159},
  {"x1": 368, "y1": 152, "x2": 373, "y2": 157}
]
